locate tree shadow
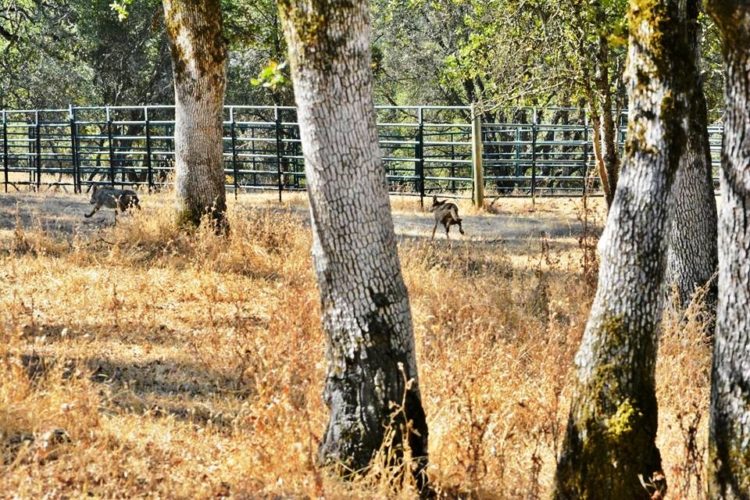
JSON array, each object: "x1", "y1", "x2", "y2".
[{"x1": 16, "y1": 351, "x2": 246, "y2": 430}]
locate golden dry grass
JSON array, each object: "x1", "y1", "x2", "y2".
[{"x1": 0, "y1": 192, "x2": 710, "y2": 498}]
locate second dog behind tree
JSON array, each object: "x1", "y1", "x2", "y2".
[{"x1": 85, "y1": 185, "x2": 141, "y2": 219}]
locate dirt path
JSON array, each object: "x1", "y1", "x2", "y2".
[{"x1": 0, "y1": 191, "x2": 603, "y2": 249}]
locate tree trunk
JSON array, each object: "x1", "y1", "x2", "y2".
[
  {"x1": 705, "y1": 1, "x2": 750, "y2": 496},
  {"x1": 594, "y1": 24, "x2": 620, "y2": 209},
  {"x1": 278, "y1": 0, "x2": 429, "y2": 489},
  {"x1": 163, "y1": 0, "x2": 228, "y2": 231},
  {"x1": 554, "y1": 1, "x2": 689, "y2": 497},
  {"x1": 665, "y1": 0, "x2": 719, "y2": 310}
]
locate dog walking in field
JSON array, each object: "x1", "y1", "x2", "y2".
[
  {"x1": 430, "y1": 196, "x2": 465, "y2": 240},
  {"x1": 84, "y1": 185, "x2": 141, "y2": 219}
]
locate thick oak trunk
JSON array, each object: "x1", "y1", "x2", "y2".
[
  {"x1": 163, "y1": 0, "x2": 228, "y2": 231},
  {"x1": 554, "y1": 1, "x2": 689, "y2": 497},
  {"x1": 279, "y1": 0, "x2": 428, "y2": 488},
  {"x1": 665, "y1": 0, "x2": 719, "y2": 310},
  {"x1": 705, "y1": 1, "x2": 750, "y2": 496}
]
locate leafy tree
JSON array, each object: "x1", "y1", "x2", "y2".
[
  {"x1": 0, "y1": 0, "x2": 95, "y2": 108},
  {"x1": 223, "y1": 0, "x2": 294, "y2": 105},
  {"x1": 75, "y1": 0, "x2": 173, "y2": 105}
]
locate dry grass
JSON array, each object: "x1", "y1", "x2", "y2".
[{"x1": 0, "y1": 192, "x2": 710, "y2": 498}]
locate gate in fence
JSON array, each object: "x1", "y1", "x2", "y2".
[{"x1": 0, "y1": 104, "x2": 724, "y2": 204}]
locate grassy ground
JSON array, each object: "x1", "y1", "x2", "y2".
[{"x1": 0, "y1": 192, "x2": 711, "y2": 498}]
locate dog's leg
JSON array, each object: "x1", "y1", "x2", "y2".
[
  {"x1": 431, "y1": 221, "x2": 438, "y2": 240},
  {"x1": 84, "y1": 205, "x2": 99, "y2": 218},
  {"x1": 457, "y1": 219, "x2": 465, "y2": 235},
  {"x1": 445, "y1": 223, "x2": 450, "y2": 240}
]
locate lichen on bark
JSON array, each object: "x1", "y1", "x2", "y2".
[{"x1": 555, "y1": 0, "x2": 693, "y2": 497}]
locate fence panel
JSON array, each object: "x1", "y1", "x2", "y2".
[{"x1": 0, "y1": 104, "x2": 724, "y2": 199}]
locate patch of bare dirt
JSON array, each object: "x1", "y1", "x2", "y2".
[{"x1": 0, "y1": 191, "x2": 603, "y2": 250}]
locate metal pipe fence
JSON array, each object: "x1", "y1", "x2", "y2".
[{"x1": 0, "y1": 105, "x2": 724, "y2": 203}]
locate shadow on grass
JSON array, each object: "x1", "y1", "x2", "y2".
[{"x1": 17, "y1": 351, "x2": 246, "y2": 429}]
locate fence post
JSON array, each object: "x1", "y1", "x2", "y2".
[
  {"x1": 274, "y1": 106, "x2": 283, "y2": 203},
  {"x1": 515, "y1": 126, "x2": 522, "y2": 178},
  {"x1": 3, "y1": 111, "x2": 8, "y2": 193},
  {"x1": 106, "y1": 107, "x2": 115, "y2": 187},
  {"x1": 582, "y1": 110, "x2": 589, "y2": 196},
  {"x1": 450, "y1": 132, "x2": 457, "y2": 193},
  {"x1": 230, "y1": 107, "x2": 239, "y2": 199},
  {"x1": 416, "y1": 107, "x2": 425, "y2": 207},
  {"x1": 145, "y1": 107, "x2": 153, "y2": 192},
  {"x1": 35, "y1": 111, "x2": 41, "y2": 191},
  {"x1": 69, "y1": 105, "x2": 80, "y2": 193},
  {"x1": 471, "y1": 102, "x2": 484, "y2": 207},
  {"x1": 530, "y1": 109, "x2": 538, "y2": 199}
]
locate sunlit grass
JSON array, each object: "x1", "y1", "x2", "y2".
[{"x1": 0, "y1": 192, "x2": 709, "y2": 497}]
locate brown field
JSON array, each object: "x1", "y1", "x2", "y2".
[{"x1": 0, "y1": 191, "x2": 711, "y2": 498}]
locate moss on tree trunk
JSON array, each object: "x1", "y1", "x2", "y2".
[
  {"x1": 554, "y1": 0, "x2": 693, "y2": 496},
  {"x1": 279, "y1": 0, "x2": 429, "y2": 491}
]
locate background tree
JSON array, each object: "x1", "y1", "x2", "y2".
[
  {"x1": 278, "y1": 0, "x2": 429, "y2": 488},
  {"x1": 80, "y1": 0, "x2": 173, "y2": 106},
  {"x1": 162, "y1": 0, "x2": 228, "y2": 230},
  {"x1": 554, "y1": 0, "x2": 691, "y2": 496},
  {"x1": 0, "y1": 0, "x2": 92, "y2": 108},
  {"x1": 561, "y1": 0, "x2": 627, "y2": 208},
  {"x1": 704, "y1": 0, "x2": 750, "y2": 496},
  {"x1": 665, "y1": 0, "x2": 719, "y2": 312}
]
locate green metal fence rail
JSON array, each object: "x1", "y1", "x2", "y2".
[{"x1": 0, "y1": 105, "x2": 724, "y2": 204}]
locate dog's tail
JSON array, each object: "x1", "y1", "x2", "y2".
[
  {"x1": 452, "y1": 206, "x2": 465, "y2": 235},
  {"x1": 451, "y1": 206, "x2": 461, "y2": 222}
]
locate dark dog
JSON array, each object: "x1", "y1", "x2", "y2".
[
  {"x1": 85, "y1": 186, "x2": 141, "y2": 219},
  {"x1": 429, "y1": 196, "x2": 465, "y2": 240}
]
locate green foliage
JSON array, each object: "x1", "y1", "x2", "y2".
[
  {"x1": 109, "y1": 0, "x2": 134, "y2": 21},
  {"x1": 0, "y1": 0, "x2": 725, "y2": 110},
  {"x1": 250, "y1": 60, "x2": 288, "y2": 91}
]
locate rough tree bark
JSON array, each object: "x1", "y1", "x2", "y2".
[
  {"x1": 554, "y1": 1, "x2": 690, "y2": 497},
  {"x1": 665, "y1": 0, "x2": 719, "y2": 310},
  {"x1": 704, "y1": 1, "x2": 750, "y2": 496},
  {"x1": 163, "y1": 0, "x2": 228, "y2": 231},
  {"x1": 278, "y1": 0, "x2": 429, "y2": 489}
]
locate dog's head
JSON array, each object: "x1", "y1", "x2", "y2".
[{"x1": 429, "y1": 196, "x2": 446, "y2": 212}]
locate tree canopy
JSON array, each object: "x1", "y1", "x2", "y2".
[{"x1": 0, "y1": 0, "x2": 725, "y2": 112}]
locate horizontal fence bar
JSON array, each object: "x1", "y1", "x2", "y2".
[{"x1": 0, "y1": 104, "x2": 724, "y2": 198}]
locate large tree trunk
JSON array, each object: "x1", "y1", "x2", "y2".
[
  {"x1": 278, "y1": 0, "x2": 429, "y2": 489},
  {"x1": 705, "y1": 1, "x2": 750, "y2": 496},
  {"x1": 163, "y1": 0, "x2": 228, "y2": 231},
  {"x1": 665, "y1": 0, "x2": 719, "y2": 310},
  {"x1": 554, "y1": 1, "x2": 689, "y2": 497}
]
